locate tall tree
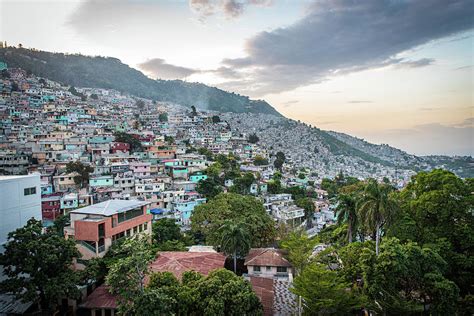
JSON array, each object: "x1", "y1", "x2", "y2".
[
  {"x1": 191, "y1": 193, "x2": 275, "y2": 248},
  {"x1": 295, "y1": 197, "x2": 315, "y2": 229},
  {"x1": 357, "y1": 179, "x2": 398, "y2": 256},
  {"x1": 335, "y1": 193, "x2": 358, "y2": 243},
  {"x1": 0, "y1": 219, "x2": 81, "y2": 312},
  {"x1": 219, "y1": 221, "x2": 251, "y2": 273},
  {"x1": 106, "y1": 236, "x2": 154, "y2": 314},
  {"x1": 65, "y1": 160, "x2": 94, "y2": 188},
  {"x1": 152, "y1": 218, "x2": 182, "y2": 244}
]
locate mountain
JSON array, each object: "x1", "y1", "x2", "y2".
[
  {"x1": 0, "y1": 47, "x2": 281, "y2": 116},
  {"x1": 328, "y1": 131, "x2": 473, "y2": 178}
]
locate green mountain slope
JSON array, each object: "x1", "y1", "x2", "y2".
[{"x1": 0, "y1": 47, "x2": 281, "y2": 116}]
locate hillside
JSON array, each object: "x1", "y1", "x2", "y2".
[{"x1": 0, "y1": 47, "x2": 281, "y2": 116}]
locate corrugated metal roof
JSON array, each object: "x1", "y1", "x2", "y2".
[{"x1": 70, "y1": 199, "x2": 149, "y2": 216}]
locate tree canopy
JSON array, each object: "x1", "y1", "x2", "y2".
[
  {"x1": 0, "y1": 219, "x2": 81, "y2": 312},
  {"x1": 191, "y1": 193, "x2": 275, "y2": 247}
]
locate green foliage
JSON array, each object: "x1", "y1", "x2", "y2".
[
  {"x1": 0, "y1": 219, "x2": 81, "y2": 311},
  {"x1": 361, "y1": 238, "x2": 459, "y2": 314},
  {"x1": 65, "y1": 160, "x2": 94, "y2": 187},
  {"x1": 158, "y1": 112, "x2": 168, "y2": 122},
  {"x1": 191, "y1": 193, "x2": 275, "y2": 248},
  {"x1": 135, "y1": 99, "x2": 145, "y2": 109},
  {"x1": 106, "y1": 236, "x2": 155, "y2": 314},
  {"x1": 148, "y1": 272, "x2": 180, "y2": 289},
  {"x1": 292, "y1": 262, "x2": 366, "y2": 315},
  {"x1": 253, "y1": 155, "x2": 268, "y2": 166},
  {"x1": 280, "y1": 230, "x2": 318, "y2": 276},
  {"x1": 198, "y1": 147, "x2": 214, "y2": 161},
  {"x1": 229, "y1": 172, "x2": 255, "y2": 195},
  {"x1": 219, "y1": 221, "x2": 251, "y2": 273},
  {"x1": 114, "y1": 131, "x2": 143, "y2": 153},
  {"x1": 196, "y1": 177, "x2": 223, "y2": 199},
  {"x1": 152, "y1": 218, "x2": 182, "y2": 244},
  {"x1": 0, "y1": 47, "x2": 282, "y2": 116},
  {"x1": 295, "y1": 197, "x2": 315, "y2": 228},
  {"x1": 357, "y1": 179, "x2": 398, "y2": 255},
  {"x1": 389, "y1": 169, "x2": 474, "y2": 298},
  {"x1": 248, "y1": 133, "x2": 259, "y2": 144},
  {"x1": 212, "y1": 115, "x2": 221, "y2": 123}
]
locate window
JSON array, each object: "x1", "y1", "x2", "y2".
[
  {"x1": 24, "y1": 187, "x2": 37, "y2": 196},
  {"x1": 253, "y1": 266, "x2": 261, "y2": 272},
  {"x1": 144, "y1": 222, "x2": 148, "y2": 230},
  {"x1": 266, "y1": 266, "x2": 271, "y2": 271},
  {"x1": 276, "y1": 267, "x2": 287, "y2": 273}
]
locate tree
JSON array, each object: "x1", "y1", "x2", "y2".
[
  {"x1": 219, "y1": 221, "x2": 251, "y2": 273},
  {"x1": 273, "y1": 151, "x2": 285, "y2": 170},
  {"x1": 114, "y1": 131, "x2": 143, "y2": 153},
  {"x1": 292, "y1": 263, "x2": 365, "y2": 315},
  {"x1": 195, "y1": 269, "x2": 263, "y2": 315},
  {"x1": 0, "y1": 219, "x2": 81, "y2": 312},
  {"x1": 248, "y1": 133, "x2": 259, "y2": 144},
  {"x1": 295, "y1": 197, "x2": 315, "y2": 229},
  {"x1": 158, "y1": 112, "x2": 168, "y2": 122},
  {"x1": 280, "y1": 230, "x2": 317, "y2": 276},
  {"x1": 230, "y1": 172, "x2": 255, "y2": 195},
  {"x1": 152, "y1": 218, "x2": 182, "y2": 244},
  {"x1": 191, "y1": 105, "x2": 197, "y2": 117},
  {"x1": 90, "y1": 93, "x2": 98, "y2": 100},
  {"x1": 191, "y1": 193, "x2": 275, "y2": 248},
  {"x1": 106, "y1": 236, "x2": 155, "y2": 314},
  {"x1": 390, "y1": 170, "x2": 474, "y2": 299},
  {"x1": 253, "y1": 155, "x2": 268, "y2": 166},
  {"x1": 357, "y1": 179, "x2": 398, "y2": 256},
  {"x1": 361, "y1": 238, "x2": 459, "y2": 314},
  {"x1": 65, "y1": 160, "x2": 94, "y2": 188},
  {"x1": 212, "y1": 115, "x2": 221, "y2": 123},
  {"x1": 196, "y1": 177, "x2": 223, "y2": 199},
  {"x1": 335, "y1": 193, "x2": 358, "y2": 243}
]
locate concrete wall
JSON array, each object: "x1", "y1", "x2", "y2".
[{"x1": 0, "y1": 174, "x2": 41, "y2": 251}]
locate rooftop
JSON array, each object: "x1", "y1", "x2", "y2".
[
  {"x1": 244, "y1": 248, "x2": 292, "y2": 268},
  {"x1": 149, "y1": 251, "x2": 226, "y2": 279},
  {"x1": 70, "y1": 199, "x2": 149, "y2": 216}
]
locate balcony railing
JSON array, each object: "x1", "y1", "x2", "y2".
[{"x1": 78, "y1": 240, "x2": 96, "y2": 253}]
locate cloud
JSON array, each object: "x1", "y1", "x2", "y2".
[
  {"x1": 138, "y1": 58, "x2": 199, "y2": 80},
  {"x1": 394, "y1": 58, "x2": 435, "y2": 69},
  {"x1": 454, "y1": 65, "x2": 473, "y2": 71},
  {"x1": 282, "y1": 100, "x2": 299, "y2": 107},
  {"x1": 189, "y1": 0, "x2": 272, "y2": 20},
  {"x1": 347, "y1": 100, "x2": 373, "y2": 104},
  {"x1": 221, "y1": 0, "x2": 473, "y2": 96}
]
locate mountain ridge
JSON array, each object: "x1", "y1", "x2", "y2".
[{"x1": 0, "y1": 47, "x2": 281, "y2": 116}]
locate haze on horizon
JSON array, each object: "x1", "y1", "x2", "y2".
[{"x1": 1, "y1": 0, "x2": 472, "y2": 156}]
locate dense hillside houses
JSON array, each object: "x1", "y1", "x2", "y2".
[
  {"x1": 0, "y1": 66, "x2": 336, "y2": 233},
  {"x1": 1, "y1": 65, "x2": 470, "y2": 315}
]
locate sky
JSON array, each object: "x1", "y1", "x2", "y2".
[{"x1": 0, "y1": 0, "x2": 473, "y2": 156}]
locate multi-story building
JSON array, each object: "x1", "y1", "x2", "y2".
[
  {"x1": 64, "y1": 199, "x2": 152, "y2": 261},
  {"x1": 0, "y1": 174, "x2": 42, "y2": 251}
]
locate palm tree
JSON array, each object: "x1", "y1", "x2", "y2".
[
  {"x1": 219, "y1": 221, "x2": 251, "y2": 273},
  {"x1": 357, "y1": 179, "x2": 398, "y2": 256},
  {"x1": 335, "y1": 193, "x2": 358, "y2": 243}
]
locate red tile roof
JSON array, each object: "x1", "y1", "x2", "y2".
[
  {"x1": 244, "y1": 248, "x2": 292, "y2": 267},
  {"x1": 249, "y1": 276, "x2": 274, "y2": 316},
  {"x1": 149, "y1": 251, "x2": 226, "y2": 279},
  {"x1": 80, "y1": 285, "x2": 117, "y2": 310}
]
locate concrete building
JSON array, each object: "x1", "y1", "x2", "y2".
[
  {"x1": 64, "y1": 199, "x2": 152, "y2": 262},
  {"x1": 0, "y1": 174, "x2": 41, "y2": 251}
]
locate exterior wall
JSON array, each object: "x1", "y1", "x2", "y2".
[
  {"x1": 247, "y1": 265, "x2": 292, "y2": 281},
  {"x1": 0, "y1": 175, "x2": 41, "y2": 251}
]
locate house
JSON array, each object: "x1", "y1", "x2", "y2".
[
  {"x1": 64, "y1": 199, "x2": 152, "y2": 262},
  {"x1": 244, "y1": 248, "x2": 293, "y2": 281}
]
